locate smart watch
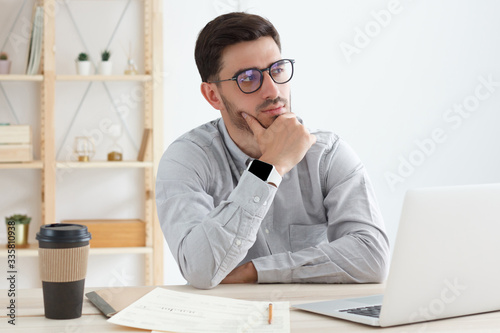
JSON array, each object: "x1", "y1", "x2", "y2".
[{"x1": 247, "y1": 159, "x2": 282, "y2": 187}]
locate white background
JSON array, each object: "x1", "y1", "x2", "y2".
[{"x1": 1, "y1": 0, "x2": 499, "y2": 288}]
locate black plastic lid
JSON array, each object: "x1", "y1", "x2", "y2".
[{"x1": 36, "y1": 223, "x2": 92, "y2": 243}]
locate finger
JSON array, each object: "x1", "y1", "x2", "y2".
[{"x1": 242, "y1": 112, "x2": 265, "y2": 137}]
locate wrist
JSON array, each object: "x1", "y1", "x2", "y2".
[
  {"x1": 246, "y1": 261, "x2": 258, "y2": 283},
  {"x1": 257, "y1": 157, "x2": 286, "y2": 177}
]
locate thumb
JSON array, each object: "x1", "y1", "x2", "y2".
[{"x1": 242, "y1": 112, "x2": 265, "y2": 137}]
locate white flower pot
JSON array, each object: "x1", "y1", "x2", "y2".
[
  {"x1": 0, "y1": 60, "x2": 12, "y2": 74},
  {"x1": 76, "y1": 61, "x2": 91, "y2": 75},
  {"x1": 99, "y1": 61, "x2": 113, "y2": 75}
]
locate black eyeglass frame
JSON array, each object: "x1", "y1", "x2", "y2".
[{"x1": 207, "y1": 59, "x2": 295, "y2": 94}]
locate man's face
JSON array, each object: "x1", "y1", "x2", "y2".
[{"x1": 215, "y1": 36, "x2": 291, "y2": 133}]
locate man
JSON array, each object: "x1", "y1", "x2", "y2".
[{"x1": 156, "y1": 12, "x2": 389, "y2": 289}]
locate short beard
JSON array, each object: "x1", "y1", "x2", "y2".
[
  {"x1": 220, "y1": 95, "x2": 291, "y2": 134},
  {"x1": 220, "y1": 94, "x2": 252, "y2": 132}
]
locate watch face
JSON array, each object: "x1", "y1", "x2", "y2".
[{"x1": 248, "y1": 160, "x2": 273, "y2": 182}]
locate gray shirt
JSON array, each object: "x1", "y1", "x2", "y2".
[{"x1": 156, "y1": 118, "x2": 390, "y2": 289}]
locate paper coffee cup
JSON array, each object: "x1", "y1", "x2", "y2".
[{"x1": 36, "y1": 224, "x2": 91, "y2": 319}]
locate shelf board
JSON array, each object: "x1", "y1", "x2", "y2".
[
  {"x1": 0, "y1": 161, "x2": 153, "y2": 169},
  {"x1": 56, "y1": 160, "x2": 153, "y2": 169},
  {"x1": 0, "y1": 243, "x2": 153, "y2": 257},
  {"x1": 0, "y1": 160, "x2": 43, "y2": 169},
  {"x1": 90, "y1": 247, "x2": 153, "y2": 255},
  {"x1": 0, "y1": 74, "x2": 43, "y2": 82},
  {"x1": 56, "y1": 75, "x2": 151, "y2": 82}
]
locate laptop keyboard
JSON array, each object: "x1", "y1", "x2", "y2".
[{"x1": 339, "y1": 305, "x2": 381, "y2": 318}]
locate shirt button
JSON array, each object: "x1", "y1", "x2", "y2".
[
  {"x1": 265, "y1": 229, "x2": 270, "y2": 234},
  {"x1": 235, "y1": 239, "x2": 242, "y2": 246},
  {"x1": 253, "y1": 196, "x2": 260, "y2": 203}
]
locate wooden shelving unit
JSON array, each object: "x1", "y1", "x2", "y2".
[{"x1": 0, "y1": 0, "x2": 164, "y2": 286}]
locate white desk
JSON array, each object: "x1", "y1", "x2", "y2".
[{"x1": 1, "y1": 283, "x2": 500, "y2": 332}]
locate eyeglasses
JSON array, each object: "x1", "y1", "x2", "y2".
[{"x1": 207, "y1": 59, "x2": 295, "y2": 94}]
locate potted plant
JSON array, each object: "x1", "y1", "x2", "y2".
[
  {"x1": 76, "y1": 52, "x2": 91, "y2": 75},
  {"x1": 5, "y1": 214, "x2": 31, "y2": 248},
  {"x1": 99, "y1": 49, "x2": 112, "y2": 75},
  {"x1": 0, "y1": 52, "x2": 12, "y2": 74}
]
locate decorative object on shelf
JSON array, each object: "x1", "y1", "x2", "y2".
[
  {"x1": 124, "y1": 58, "x2": 138, "y2": 75},
  {"x1": 74, "y1": 136, "x2": 95, "y2": 162},
  {"x1": 5, "y1": 214, "x2": 32, "y2": 248},
  {"x1": 106, "y1": 123, "x2": 123, "y2": 161},
  {"x1": 0, "y1": 124, "x2": 33, "y2": 163},
  {"x1": 124, "y1": 42, "x2": 138, "y2": 75},
  {"x1": 76, "y1": 52, "x2": 91, "y2": 75},
  {"x1": 107, "y1": 151, "x2": 122, "y2": 161},
  {"x1": 0, "y1": 52, "x2": 12, "y2": 74},
  {"x1": 137, "y1": 128, "x2": 152, "y2": 161},
  {"x1": 99, "y1": 49, "x2": 113, "y2": 75}
]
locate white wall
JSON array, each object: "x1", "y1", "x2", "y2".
[{"x1": 162, "y1": 0, "x2": 500, "y2": 285}]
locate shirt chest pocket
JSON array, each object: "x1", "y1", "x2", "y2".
[{"x1": 289, "y1": 223, "x2": 328, "y2": 252}]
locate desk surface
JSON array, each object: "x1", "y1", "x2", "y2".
[{"x1": 1, "y1": 283, "x2": 500, "y2": 332}]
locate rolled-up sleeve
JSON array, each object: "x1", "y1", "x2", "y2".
[
  {"x1": 253, "y1": 138, "x2": 390, "y2": 284},
  {"x1": 156, "y1": 139, "x2": 277, "y2": 289}
]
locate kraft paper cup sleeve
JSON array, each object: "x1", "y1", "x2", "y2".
[{"x1": 38, "y1": 245, "x2": 90, "y2": 282}]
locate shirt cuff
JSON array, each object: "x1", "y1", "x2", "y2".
[
  {"x1": 228, "y1": 170, "x2": 278, "y2": 219},
  {"x1": 252, "y1": 248, "x2": 333, "y2": 284},
  {"x1": 252, "y1": 253, "x2": 293, "y2": 283}
]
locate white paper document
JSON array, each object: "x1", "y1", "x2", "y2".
[{"x1": 108, "y1": 287, "x2": 290, "y2": 333}]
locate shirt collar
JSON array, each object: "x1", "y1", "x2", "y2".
[{"x1": 217, "y1": 118, "x2": 252, "y2": 172}]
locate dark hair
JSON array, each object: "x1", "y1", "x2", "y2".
[{"x1": 195, "y1": 12, "x2": 281, "y2": 82}]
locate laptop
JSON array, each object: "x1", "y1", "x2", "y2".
[{"x1": 294, "y1": 183, "x2": 500, "y2": 327}]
